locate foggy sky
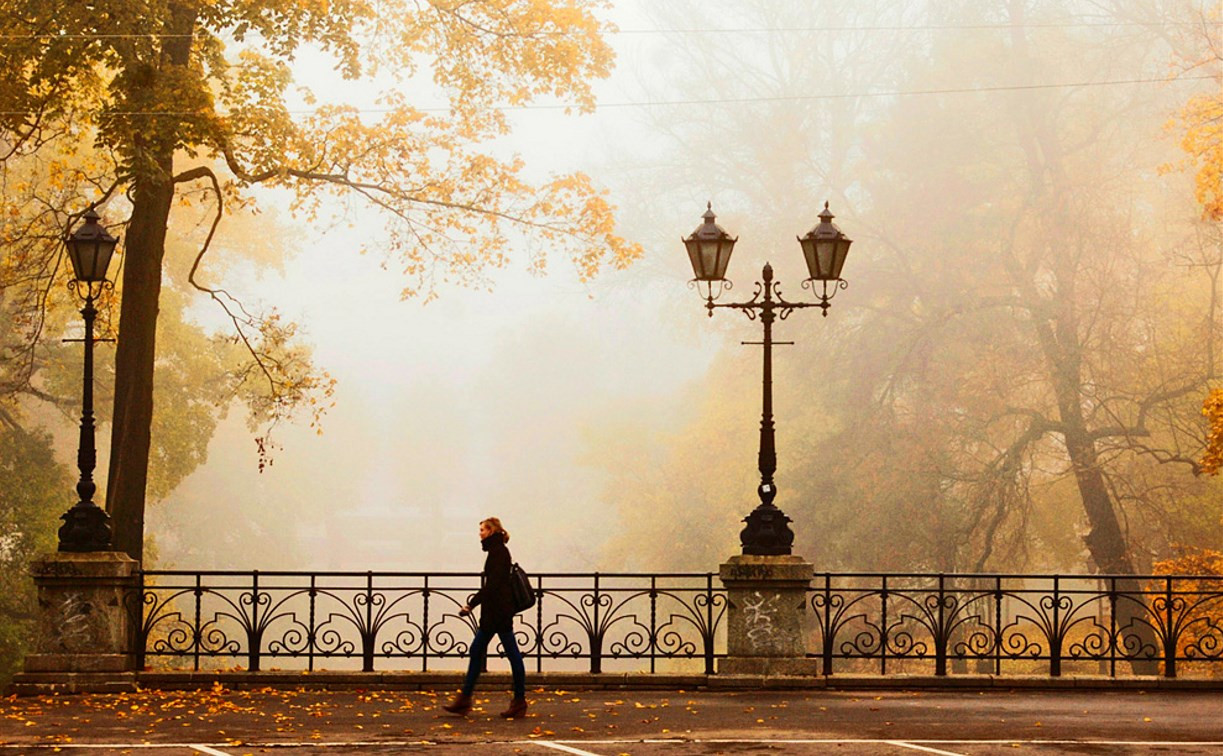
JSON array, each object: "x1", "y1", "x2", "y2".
[{"x1": 144, "y1": 0, "x2": 1220, "y2": 572}]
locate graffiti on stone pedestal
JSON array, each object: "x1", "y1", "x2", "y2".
[
  {"x1": 52, "y1": 591, "x2": 94, "y2": 651},
  {"x1": 743, "y1": 590, "x2": 782, "y2": 653}
]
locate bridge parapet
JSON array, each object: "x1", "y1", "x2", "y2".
[{"x1": 13, "y1": 568, "x2": 1223, "y2": 691}]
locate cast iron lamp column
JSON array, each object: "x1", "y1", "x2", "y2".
[
  {"x1": 684, "y1": 202, "x2": 852, "y2": 556},
  {"x1": 59, "y1": 209, "x2": 118, "y2": 552}
]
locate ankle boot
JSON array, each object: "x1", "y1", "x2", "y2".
[
  {"x1": 500, "y1": 697, "x2": 528, "y2": 719},
  {"x1": 442, "y1": 692, "x2": 472, "y2": 715}
]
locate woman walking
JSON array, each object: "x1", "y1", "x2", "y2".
[{"x1": 444, "y1": 517, "x2": 528, "y2": 718}]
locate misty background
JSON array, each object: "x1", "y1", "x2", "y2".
[{"x1": 86, "y1": 0, "x2": 1221, "y2": 574}]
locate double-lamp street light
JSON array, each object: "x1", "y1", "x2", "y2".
[
  {"x1": 683, "y1": 202, "x2": 852, "y2": 557},
  {"x1": 59, "y1": 208, "x2": 118, "y2": 552}
]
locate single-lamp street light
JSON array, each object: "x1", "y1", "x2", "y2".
[
  {"x1": 59, "y1": 208, "x2": 117, "y2": 552},
  {"x1": 683, "y1": 202, "x2": 853, "y2": 556}
]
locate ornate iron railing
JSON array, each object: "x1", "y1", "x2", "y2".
[
  {"x1": 808, "y1": 573, "x2": 1223, "y2": 678},
  {"x1": 133, "y1": 571, "x2": 1223, "y2": 677},
  {"x1": 134, "y1": 571, "x2": 726, "y2": 674}
]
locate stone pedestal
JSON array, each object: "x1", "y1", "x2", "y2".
[
  {"x1": 718, "y1": 554, "x2": 820, "y2": 676},
  {"x1": 23, "y1": 552, "x2": 139, "y2": 673}
]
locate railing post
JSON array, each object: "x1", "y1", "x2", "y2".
[
  {"x1": 705, "y1": 573, "x2": 715, "y2": 676},
  {"x1": 1049, "y1": 575, "x2": 1061, "y2": 677},
  {"x1": 480, "y1": 572, "x2": 489, "y2": 673},
  {"x1": 880, "y1": 575, "x2": 888, "y2": 675},
  {"x1": 1164, "y1": 576, "x2": 1176, "y2": 678},
  {"x1": 134, "y1": 570, "x2": 148, "y2": 671},
  {"x1": 362, "y1": 571, "x2": 375, "y2": 672},
  {"x1": 822, "y1": 573, "x2": 833, "y2": 676},
  {"x1": 648, "y1": 575, "x2": 658, "y2": 674},
  {"x1": 249, "y1": 570, "x2": 261, "y2": 672},
  {"x1": 935, "y1": 574, "x2": 947, "y2": 677},
  {"x1": 192, "y1": 573, "x2": 202, "y2": 672},
  {"x1": 308, "y1": 574, "x2": 317, "y2": 672},
  {"x1": 591, "y1": 572, "x2": 602, "y2": 674},
  {"x1": 421, "y1": 574, "x2": 430, "y2": 672},
  {"x1": 1108, "y1": 577, "x2": 1118, "y2": 678},
  {"x1": 535, "y1": 574, "x2": 544, "y2": 674},
  {"x1": 993, "y1": 577, "x2": 1002, "y2": 676}
]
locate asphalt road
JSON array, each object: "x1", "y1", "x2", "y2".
[{"x1": 1, "y1": 687, "x2": 1220, "y2": 754}]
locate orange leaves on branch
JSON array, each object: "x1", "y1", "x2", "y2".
[
  {"x1": 400, "y1": 0, "x2": 616, "y2": 116},
  {"x1": 212, "y1": 304, "x2": 338, "y2": 471},
  {"x1": 219, "y1": 80, "x2": 640, "y2": 299},
  {"x1": 1167, "y1": 7, "x2": 1223, "y2": 221},
  {"x1": 1152, "y1": 546, "x2": 1223, "y2": 676},
  {"x1": 1154, "y1": 546, "x2": 1223, "y2": 577},
  {"x1": 1173, "y1": 89, "x2": 1223, "y2": 221},
  {"x1": 1201, "y1": 388, "x2": 1223, "y2": 475},
  {"x1": 531, "y1": 171, "x2": 643, "y2": 280}
]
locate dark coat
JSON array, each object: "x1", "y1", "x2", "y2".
[{"x1": 469, "y1": 533, "x2": 515, "y2": 632}]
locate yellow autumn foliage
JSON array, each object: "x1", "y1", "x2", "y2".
[
  {"x1": 1, "y1": 0, "x2": 642, "y2": 335},
  {"x1": 1152, "y1": 547, "x2": 1223, "y2": 677},
  {"x1": 1201, "y1": 389, "x2": 1223, "y2": 475},
  {"x1": 1174, "y1": 88, "x2": 1223, "y2": 222},
  {"x1": 0, "y1": 0, "x2": 642, "y2": 560}
]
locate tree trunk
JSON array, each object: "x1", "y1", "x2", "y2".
[
  {"x1": 1058, "y1": 404, "x2": 1160, "y2": 675},
  {"x1": 106, "y1": 172, "x2": 173, "y2": 563},
  {"x1": 1036, "y1": 301, "x2": 1160, "y2": 675}
]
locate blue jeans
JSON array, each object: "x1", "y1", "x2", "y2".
[{"x1": 461, "y1": 624, "x2": 526, "y2": 699}]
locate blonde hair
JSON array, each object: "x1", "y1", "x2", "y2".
[{"x1": 481, "y1": 517, "x2": 510, "y2": 543}]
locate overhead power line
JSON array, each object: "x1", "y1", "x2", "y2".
[
  {"x1": 0, "y1": 74, "x2": 1212, "y2": 119},
  {"x1": 575, "y1": 75, "x2": 1217, "y2": 110},
  {"x1": 614, "y1": 21, "x2": 1210, "y2": 33},
  {"x1": 0, "y1": 20, "x2": 1209, "y2": 41}
]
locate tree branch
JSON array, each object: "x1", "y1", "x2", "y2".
[
  {"x1": 176, "y1": 165, "x2": 283, "y2": 400},
  {"x1": 219, "y1": 143, "x2": 577, "y2": 236}
]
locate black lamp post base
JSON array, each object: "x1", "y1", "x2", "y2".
[
  {"x1": 58, "y1": 505, "x2": 112, "y2": 553},
  {"x1": 739, "y1": 503, "x2": 795, "y2": 556}
]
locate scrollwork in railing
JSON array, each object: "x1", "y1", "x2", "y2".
[
  {"x1": 422, "y1": 596, "x2": 477, "y2": 660},
  {"x1": 885, "y1": 626, "x2": 927, "y2": 659},
  {"x1": 139, "y1": 589, "x2": 197, "y2": 655},
  {"x1": 893, "y1": 591, "x2": 955, "y2": 658},
  {"x1": 845, "y1": 625, "x2": 887, "y2": 658},
  {"x1": 606, "y1": 621, "x2": 652, "y2": 659},
  {"x1": 951, "y1": 623, "x2": 997, "y2": 658},
  {"x1": 1062, "y1": 594, "x2": 1119, "y2": 664},
  {"x1": 266, "y1": 617, "x2": 312, "y2": 656},
  {"x1": 378, "y1": 618, "x2": 426, "y2": 658},
  {"x1": 997, "y1": 615, "x2": 1044, "y2": 660},
  {"x1": 1183, "y1": 616, "x2": 1223, "y2": 661},
  {"x1": 536, "y1": 615, "x2": 585, "y2": 659},
  {"x1": 652, "y1": 589, "x2": 726, "y2": 659},
  {"x1": 1174, "y1": 587, "x2": 1223, "y2": 664},
  {"x1": 315, "y1": 622, "x2": 357, "y2": 657},
  {"x1": 869, "y1": 587, "x2": 991, "y2": 672},
  {"x1": 601, "y1": 591, "x2": 665, "y2": 659},
  {"x1": 538, "y1": 589, "x2": 625, "y2": 669},
  {"x1": 1109, "y1": 590, "x2": 1163, "y2": 665}
]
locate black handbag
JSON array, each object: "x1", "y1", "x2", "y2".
[{"x1": 509, "y1": 563, "x2": 536, "y2": 613}]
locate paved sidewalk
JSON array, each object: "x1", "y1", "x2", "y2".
[{"x1": 1, "y1": 686, "x2": 1220, "y2": 754}]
